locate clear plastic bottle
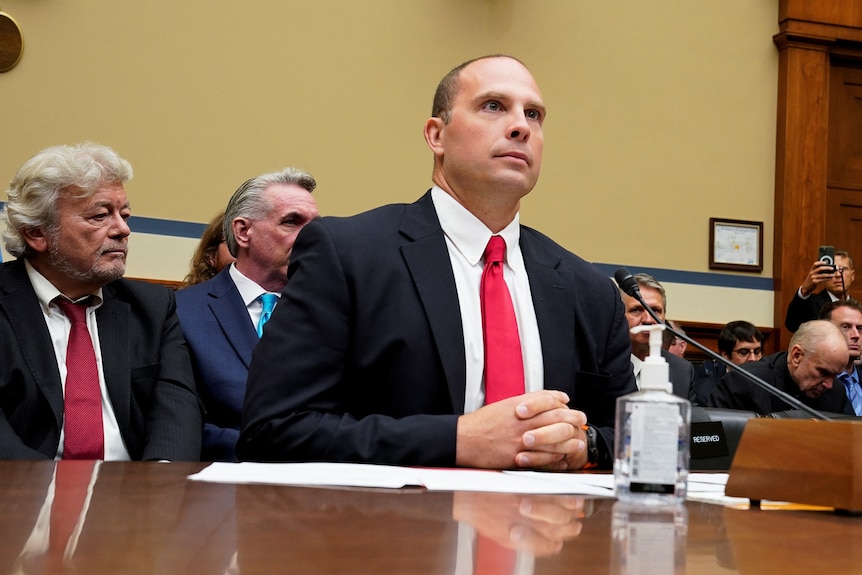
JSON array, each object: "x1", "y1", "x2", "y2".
[
  {"x1": 614, "y1": 324, "x2": 690, "y2": 505},
  {"x1": 611, "y1": 500, "x2": 688, "y2": 575}
]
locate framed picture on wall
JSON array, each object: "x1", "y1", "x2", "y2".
[{"x1": 709, "y1": 218, "x2": 763, "y2": 272}]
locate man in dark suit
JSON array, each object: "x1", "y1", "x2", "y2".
[
  {"x1": 0, "y1": 142, "x2": 202, "y2": 461},
  {"x1": 618, "y1": 273, "x2": 696, "y2": 401},
  {"x1": 238, "y1": 55, "x2": 636, "y2": 470},
  {"x1": 692, "y1": 320, "x2": 765, "y2": 406},
  {"x1": 176, "y1": 168, "x2": 319, "y2": 461},
  {"x1": 785, "y1": 250, "x2": 855, "y2": 332},
  {"x1": 708, "y1": 320, "x2": 849, "y2": 414}
]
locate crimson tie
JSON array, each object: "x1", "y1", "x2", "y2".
[
  {"x1": 55, "y1": 299, "x2": 104, "y2": 460},
  {"x1": 48, "y1": 460, "x2": 96, "y2": 568},
  {"x1": 481, "y1": 236, "x2": 525, "y2": 404},
  {"x1": 475, "y1": 533, "x2": 517, "y2": 575}
]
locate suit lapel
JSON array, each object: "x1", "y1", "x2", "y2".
[
  {"x1": 520, "y1": 233, "x2": 576, "y2": 397},
  {"x1": 96, "y1": 283, "x2": 133, "y2": 445},
  {"x1": 207, "y1": 271, "x2": 258, "y2": 369},
  {"x1": 400, "y1": 193, "x2": 467, "y2": 413},
  {"x1": 0, "y1": 261, "x2": 64, "y2": 429}
]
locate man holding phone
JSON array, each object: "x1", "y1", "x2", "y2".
[{"x1": 785, "y1": 248, "x2": 856, "y2": 332}]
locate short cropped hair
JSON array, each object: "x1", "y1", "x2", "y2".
[
  {"x1": 717, "y1": 320, "x2": 765, "y2": 356},
  {"x1": 431, "y1": 54, "x2": 524, "y2": 124},
  {"x1": 835, "y1": 250, "x2": 854, "y2": 270},
  {"x1": 1, "y1": 142, "x2": 132, "y2": 258},
  {"x1": 223, "y1": 167, "x2": 316, "y2": 257},
  {"x1": 632, "y1": 273, "x2": 667, "y2": 311},
  {"x1": 818, "y1": 298, "x2": 862, "y2": 321}
]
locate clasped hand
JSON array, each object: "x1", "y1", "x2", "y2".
[{"x1": 456, "y1": 390, "x2": 588, "y2": 471}]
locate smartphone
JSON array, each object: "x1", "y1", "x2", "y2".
[{"x1": 818, "y1": 245, "x2": 836, "y2": 268}]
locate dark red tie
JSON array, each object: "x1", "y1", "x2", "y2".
[
  {"x1": 481, "y1": 236, "x2": 525, "y2": 404},
  {"x1": 55, "y1": 299, "x2": 104, "y2": 460},
  {"x1": 475, "y1": 533, "x2": 517, "y2": 575}
]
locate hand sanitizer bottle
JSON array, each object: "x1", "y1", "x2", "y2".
[{"x1": 614, "y1": 324, "x2": 690, "y2": 505}]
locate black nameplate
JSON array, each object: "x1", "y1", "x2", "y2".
[
  {"x1": 630, "y1": 482, "x2": 675, "y2": 494},
  {"x1": 690, "y1": 420, "x2": 729, "y2": 459}
]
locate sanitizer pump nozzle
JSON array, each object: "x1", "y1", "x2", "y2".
[{"x1": 631, "y1": 324, "x2": 671, "y2": 393}]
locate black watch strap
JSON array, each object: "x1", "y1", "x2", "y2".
[{"x1": 585, "y1": 425, "x2": 599, "y2": 465}]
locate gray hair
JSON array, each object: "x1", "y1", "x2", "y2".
[
  {"x1": 1, "y1": 142, "x2": 133, "y2": 258},
  {"x1": 223, "y1": 167, "x2": 316, "y2": 257},
  {"x1": 625, "y1": 272, "x2": 667, "y2": 312}
]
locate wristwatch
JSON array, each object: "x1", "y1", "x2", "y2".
[{"x1": 584, "y1": 425, "x2": 599, "y2": 465}]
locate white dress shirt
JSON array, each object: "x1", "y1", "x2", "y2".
[
  {"x1": 27, "y1": 261, "x2": 129, "y2": 461},
  {"x1": 229, "y1": 264, "x2": 279, "y2": 332},
  {"x1": 431, "y1": 186, "x2": 544, "y2": 414}
]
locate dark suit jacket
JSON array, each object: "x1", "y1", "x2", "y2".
[
  {"x1": 784, "y1": 290, "x2": 833, "y2": 332},
  {"x1": 238, "y1": 192, "x2": 637, "y2": 468},
  {"x1": 662, "y1": 349, "x2": 696, "y2": 402},
  {"x1": 707, "y1": 351, "x2": 848, "y2": 415},
  {"x1": 0, "y1": 259, "x2": 203, "y2": 460},
  {"x1": 175, "y1": 268, "x2": 259, "y2": 461},
  {"x1": 692, "y1": 359, "x2": 727, "y2": 407}
]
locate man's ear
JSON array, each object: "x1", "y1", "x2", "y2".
[
  {"x1": 232, "y1": 217, "x2": 252, "y2": 249},
  {"x1": 22, "y1": 227, "x2": 48, "y2": 254},
  {"x1": 424, "y1": 117, "x2": 445, "y2": 156},
  {"x1": 788, "y1": 344, "x2": 804, "y2": 367}
]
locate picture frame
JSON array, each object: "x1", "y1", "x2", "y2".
[{"x1": 709, "y1": 218, "x2": 763, "y2": 272}]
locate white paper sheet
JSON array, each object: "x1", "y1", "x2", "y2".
[{"x1": 188, "y1": 462, "x2": 729, "y2": 499}]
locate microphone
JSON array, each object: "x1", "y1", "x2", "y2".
[{"x1": 613, "y1": 268, "x2": 832, "y2": 421}]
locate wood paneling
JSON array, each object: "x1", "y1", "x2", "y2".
[{"x1": 774, "y1": 1, "x2": 862, "y2": 348}]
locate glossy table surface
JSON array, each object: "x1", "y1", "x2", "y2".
[{"x1": 1, "y1": 461, "x2": 860, "y2": 574}]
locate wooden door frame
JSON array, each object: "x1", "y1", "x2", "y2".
[{"x1": 773, "y1": 1, "x2": 862, "y2": 349}]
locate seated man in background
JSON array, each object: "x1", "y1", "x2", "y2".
[
  {"x1": 662, "y1": 320, "x2": 687, "y2": 358},
  {"x1": 819, "y1": 300, "x2": 862, "y2": 416},
  {"x1": 619, "y1": 273, "x2": 696, "y2": 401},
  {"x1": 785, "y1": 250, "x2": 855, "y2": 332},
  {"x1": 238, "y1": 55, "x2": 637, "y2": 471},
  {"x1": 692, "y1": 320, "x2": 765, "y2": 406},
  {"x1": 0, "y1": 142, "x2": 202, "y2": 460},
  {"x1": 176, "y1": 168, "x2": 319, "y2": 461},
  {"x1": 708, "y1": 320, "x2": 849, "y2": 415}
]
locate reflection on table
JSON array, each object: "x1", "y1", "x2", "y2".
[{"x1": 0, "y1": 461, "x2": 860, "y2": 574}]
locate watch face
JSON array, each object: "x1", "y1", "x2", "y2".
[{"x1": 0, "y1": 12, "x2": 24, "y2": 73}]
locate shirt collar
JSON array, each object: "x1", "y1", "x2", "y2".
[
  {"x1": 430, "y1": 185, "x2": 521, "y2": 266},
  {"x1": 229, "y1": 263, "x2": 277, "y2": 306},
  {"x1": 25, "y1": 259, "x2": 104, "y2": 316}
]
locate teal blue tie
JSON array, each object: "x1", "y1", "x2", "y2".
[{"x1": 257, "y1": 293, "x2": 278, "y2": 338}]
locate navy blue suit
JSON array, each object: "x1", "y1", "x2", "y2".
[
  {"x1": 238, "y1": 192, "x2": 637, "y2": 468},
  {"x1": 176, "y1": 268, "x2": 259, "y2": 461}
]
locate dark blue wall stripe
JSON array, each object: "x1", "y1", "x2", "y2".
[
  {"x1": 127, "y1": 215, "x2": 207, "y2": 239},
  {"x1": 593, "y1": 263, "x2": 773, "y2": 291},
  {"x1": 0, "y1": 201, "x2": 774, "y2": 291},
  {"x1": 0, "y1": 202, "x2": 207, "y2": 239}
]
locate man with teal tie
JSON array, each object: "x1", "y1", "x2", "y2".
[
  {"x1": 176, "y1": 168, "x2": 319, "y2": 460},
  {"x1": 819, "y1": 299, "x2": 862, "y2": 416}
]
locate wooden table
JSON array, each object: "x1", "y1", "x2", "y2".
[{"x1": 0, "y1": 461, "x2": 859, "y2": 574}]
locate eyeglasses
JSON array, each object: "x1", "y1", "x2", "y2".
[{"x1": 732, "y1": 347, "x2": 762, "y2": 358}]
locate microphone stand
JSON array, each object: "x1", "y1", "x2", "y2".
[{"x1": 613, "y1": 268, "x2": 832, "y2": 421}]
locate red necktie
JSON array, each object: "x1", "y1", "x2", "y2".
[
  {"x1": 55, "y1": 299, "x2": 104, "y2": 460},
  {"x1": 49, "y1": 460, "x2": 96, "y2": 568},
  {"x1": 475, "y1": 533, "x2": 517, "y2": 575},
  {"x1": 481, "y1": 236, "x2": 525, "y2": 404}
]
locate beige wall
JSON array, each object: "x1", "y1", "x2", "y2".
[{"x1": 0, "y1": 0, "x2": 779, "y2": 325}]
